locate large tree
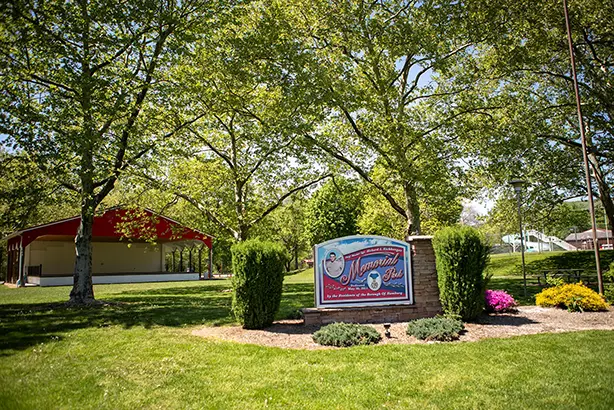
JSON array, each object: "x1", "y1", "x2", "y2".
[
  {"x1": 288, "y1": 0, "x2": 488, "y2": 236},
  {"x1": 0, "y1": 150, "x2": 78, "y2": 238},
  {"x1": 460, "y1": 0, "x2": 614, "y2": 231},
  {"x1": 144, "y1": 1, "x2": 330, "y2": 242},
  {"x1": 0, "y1": 0, "x2": 213, "y2": 303},
  {"x1": 303, "y1": 178, "x2": 362, "y2": 246}
]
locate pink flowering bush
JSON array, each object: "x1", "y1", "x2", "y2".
[{"x1": 485, "y1": 290, "x2": 517, "y2": 313}]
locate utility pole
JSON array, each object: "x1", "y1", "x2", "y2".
[{"x1": 563, "y1": 0, "x2": 604, "y2": 294}]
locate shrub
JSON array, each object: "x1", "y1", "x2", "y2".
[
  {"x1": 406, "y1": 317, "x2": 464, "y2": 342},
  {"x1": 535, "y1": 283, "x2": 609, "y2": 312},
  {"x1": 312, "y1": 322, "x2": 381, "y2": 347},
  {"x1": 485, "y1": 290, "x2": 517, "y2": 313},
  {"x1": 433, "y1": 226, "x2": 490, "y2": 321},
  {"x1": 231, "y1": 240, "x2": 287, "y2": 329},
  {"x1": 545, "y1": 275, "x2": 566, "y2": 287},
  {"x1": 605, "y1": 262, "x2": 614, "y2": 303}
]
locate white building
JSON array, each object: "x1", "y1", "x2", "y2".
[{"x1": 502, "y1": 230, "x2": 576, "y2": 252}]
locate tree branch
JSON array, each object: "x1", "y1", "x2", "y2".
[
  {"x1": 339, "y1": 105, "x2": 397, "y2": 169},
  {"x1": 187, "y1": 127, "x2": 235, "y2": 170},
  {"x1": 242, "y1": 137, "x2": 297, "y2": 185},
  {"x1": 248, "y1": 173, "x2": 332, "y2": 227},
  {"x1": 94, "y1": 25, "x2": 174, "y2": 205},
  {"x1": 303, "y1": 133, "x2": 408, "y2": 219}
]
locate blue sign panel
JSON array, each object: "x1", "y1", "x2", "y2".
[{"x1": 314, "y1": 235, "x2": 413, "y2": 308}]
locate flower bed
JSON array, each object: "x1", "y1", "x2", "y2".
[{"x1": 485, "y1": 289, "x2": 517, "y2": 313}]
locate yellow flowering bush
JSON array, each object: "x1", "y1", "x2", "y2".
[{"x1": 535, "y1": 283, "x2": 609, "y2": 312}]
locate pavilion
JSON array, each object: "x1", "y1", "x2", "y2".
[{"x1": 3, "y1": 208, "x2": 213, "y2": 286}]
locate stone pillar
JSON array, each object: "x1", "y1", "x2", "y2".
[{"x1": 406, "y1": 236, "x2": 441, "y2": 318}]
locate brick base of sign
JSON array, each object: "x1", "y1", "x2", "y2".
[{"x1": 302, "y1": 236, "x2": 441, "y2": 326}]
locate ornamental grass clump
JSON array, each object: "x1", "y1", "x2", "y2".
[
  {"x1": 485, "y1": 290, "x2": 517, "y2": 313},
  {"x1": 312, "y1": 322, "x2": 382, "y2": 347},
  {"x1": 535, "y1": 283, "x2": 609, "y2": 312},
  {"x1": 406, "y1": 317, "x2": 464, "y2": 342}
]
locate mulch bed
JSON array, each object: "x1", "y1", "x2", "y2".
[{"x1": 192, "y1": 306, "x2": 614, "y2": 350}]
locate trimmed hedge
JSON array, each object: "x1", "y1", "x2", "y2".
[
  {"x1": 536, "y1": 283, "x2": 609, "y2": 312},
  {"x1": 433, "y1": 226, "x2": 490, "y2": 321},
  {"x1": 312, "y1": 322, "x2": 381, "y2": 347},
  {"x1": 231, "y1": 240, "x2": 287, "y2": 329},
  {"x1": 406, "y1": 317, "x2": 464, "y2": 342}
]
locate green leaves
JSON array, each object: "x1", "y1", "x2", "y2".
[
  {"x1": 231, "y1": 239, "x2": 287, "y2": 329},
  {"x1": 303, "y1": 178, "x2": 361, "y2": 246},
  {"x1": 433, "y1": 225, "x2": 490, "y2": 321}
]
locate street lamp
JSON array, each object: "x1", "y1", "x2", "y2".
[{"x1": 510, "y1": 179, "x2": 527, "y2": 298}]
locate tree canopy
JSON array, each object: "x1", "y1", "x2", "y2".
[{"x1": 2, "y1": 0, "x2": 612, "y2": 298}]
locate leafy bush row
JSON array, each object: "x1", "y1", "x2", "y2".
[
  {"x1": 535, "y1": 283, "x2": 609, "y2": 312},
  {"x1": 312, "y1": 322, "x2": 381, "y2": 347},
  {"x1": 406, "y1": 317, "x2": 464, "y2": 342},
  {"x1": 231, "y1": 239, "x2": 287, "y2": 329}
]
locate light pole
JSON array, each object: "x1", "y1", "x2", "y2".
[{"x1": 510, "y1": 179, "x2": 527, "y2": 298}]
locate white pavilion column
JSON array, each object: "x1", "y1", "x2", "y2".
[{"x1": 159, "y1": 244, "x2": 166, "y2": 272}]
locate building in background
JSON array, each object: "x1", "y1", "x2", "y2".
[
  {"x1": 565, "y1": 229, "x2": 613, "y2": 250},
  {"x1": 3, "y1": 208, "x2": 213, "y2": 286}
]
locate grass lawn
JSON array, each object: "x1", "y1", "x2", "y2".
[
  {"x1": 486, "y1": 252, "x2": 566, "y2": 277},
  {"x1": 1, "y1": 262, "x2": 613, "y2": 409}
]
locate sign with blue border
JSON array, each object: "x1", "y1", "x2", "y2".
[{"x1": 314, "y1": 235, "x2": 413, "y2": 308}]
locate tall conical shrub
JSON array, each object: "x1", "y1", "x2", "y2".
[
  {"x1": 231, "y1": 239, "x2": 287, "y2": 329},
  {"x1": 433, "y1": 226, "x2": 490, "y2": 321}
]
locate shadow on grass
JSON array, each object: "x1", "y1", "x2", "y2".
[
  {"x1": 0, "y1": 282, "x2": 316, "y2": 355},
  {"x1": 278, "y1": 283, "x2": 314, "y2": 320},
  {"x1": 475, "y1": 314, "x2": 538, "y2": 326},
  {"x1": 488, "y1": 276, "x2": 542, "y2": 306}
]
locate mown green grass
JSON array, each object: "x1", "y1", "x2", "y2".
[
  {"x1": 1, "y1": 260, "x2": 613, "y2": 409},
  {"x1": 486, "y1": 252, "x2": 565, "y2": 277},
  {"x1": 284, "y1": 267, "x2": 315, "y2": 284},
  {"x1": 1, "y1": 317, "x2": 613, "y2": 409},
  {"x1": 488, "y1": 250, "x2": 614, "y2": 277}
]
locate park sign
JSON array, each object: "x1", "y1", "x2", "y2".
[{"x1": 314, "y1": 235, "x2": 413, "y2": 308}]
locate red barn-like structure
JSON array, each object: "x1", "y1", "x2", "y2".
[{"x1": 3, "y1": 208, "x2": 213, "y2": 286}]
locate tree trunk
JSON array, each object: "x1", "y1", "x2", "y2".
[
  {"x1": 69, "y1": 199, "x2": 96, "y2": 304},
  {"x1": 294, "y1": 248, "x2": 299, "y2": 270},
  {"x1": 597, "y1": 185, "x2": 614, "y2": 235},
  {"x1": 403, "y1": 182, "x2": 421, "y2": 237}
]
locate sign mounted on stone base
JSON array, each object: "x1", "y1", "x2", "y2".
[
  {"x1": 303, "y1": 236, "x2": 441, "y2": 325},
  {"x1": 314, "y1": 235, "x2": 412, "y2": 308}
]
